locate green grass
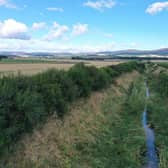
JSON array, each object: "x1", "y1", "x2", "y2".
[
  {"x1": 145, "y1": 63, "x2": 168, "y2": 168},
  {"x1": 0, "y1": 62, "x2": 147, "y2": 168},
  {"x1": 0, "y1": 58, "x2": 56, "y2": 64},
  {"x1": 157, "y1": 62, "x2": 168, "y2": 69},
  {"x1": 67, "y1": 77, "x2": 146, "y2": 168},
  {"x1": 0, "y1": 58, "x2": 79, "y2": 64},
  {"x1": 1, "y1": 73, "x2": 147, "y2": 168},
  {"x1": 147, "y1": 88, "x2": 168, "y2": 168}
]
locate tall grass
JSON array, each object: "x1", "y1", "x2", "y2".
[
  {"x1": 146, "y1": 63, "x2": 168, "y2": 168},
  {"x1": 68, "y1": 76, "x2": 146, "y2": 167},
  {"x1": 0, "y1": 62, "x2": 144, "y2": 156}
]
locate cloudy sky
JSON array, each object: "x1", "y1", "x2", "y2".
[{"x1": 0, "y1": 0, "x2": 168, "y2": 52}]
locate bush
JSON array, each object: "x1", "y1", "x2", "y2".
[
  {"x1": 16, "y1": 90, "x2": 45, "y2": 131},
  {"x1": 149, "y1": 71, "x2": 168, "y2": 97},
  {"x1": 68, "y1": 63, "x2": 93, "y2": 97},
  {"x1": 0, "y1": 61, "x2": 144, "y2": 153},
  {"x1": 109, "y1": 61, "x2": 145, "y2": 76}
]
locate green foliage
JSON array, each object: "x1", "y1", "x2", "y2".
[
  {"x1": 158, "y1": 72, "x2": 168, "y2": 96},
  {"x1": 109, "y1": 61, "x2": 145, "y2": 77},
  {"x1": 157, "y1": 62, "x2": 168, "y2": 69},
  {"x1": 124, "y1": 78, "x2": 146, "y2": 115},
  {"x1": 71, "y1": 78, "x2": 145, "y2": 168},
  {"x1": 68, "y1": 63, "x2": 93, "y2": 97},
  {"x1": 16, "y1": 90, "x2": 45, "y2": 130},
  {"x1": 149, "y1": 71, "x2": 168, "y2": 97},
  {"x1": 147, "y1": 70, "x2": 168, "y2": 168},
  {"x1": 147, "y1": 92, "x2": 168, "y2": 168},
  {"x1": 0, "y1": 61, "x2": 143, "y2": 154}
]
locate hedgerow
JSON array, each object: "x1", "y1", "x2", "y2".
[{"x1": 0, "y1": 61, "x2": 144, "y2": 153}]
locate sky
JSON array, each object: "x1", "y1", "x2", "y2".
[{"x1": 0, "y1": 0, "x2": 168, "y2": 52}]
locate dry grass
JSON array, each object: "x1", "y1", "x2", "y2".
[
  {"x1": 0, "y1": 63, "x2": 74, "y2": 75},
  {"x1": 115, "y1": 71, "x2": 139, "y2": 89},
  {"x1": 86, "y1": 60, "x2": 122, "y2": 68},
  {"x1": 5, "y1": 88, "x2": 108, "y2": 168},
  {"x1": 3, "y1": 71, "x2": 139, "y2": 168},
  {"x1": 0, "y1": 60, "x2": 122, "y2": 75}
]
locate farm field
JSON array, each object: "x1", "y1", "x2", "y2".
[
  {"x1": 0, "y1": 62, "x2": 146, "y2": 167},
  {"x1": 0, "y1": 61, "x2": 168, "y2": 168},
  {"x1": 0, "y1": 58, "x2": 122, "y2": 75},
  {"x1": 1, "y1": 68, "x2": 146, "y2": 168},
  {"x1": 1, "y1": 0, "x2": 168, "y2": 167}
]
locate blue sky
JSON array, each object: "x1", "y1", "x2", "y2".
[{"x1": 0, "y1": 0, "x2": 168, "y2": 52}]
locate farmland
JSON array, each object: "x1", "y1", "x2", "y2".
[
  {"x1": 0, "y1": 61, "x2": 168, "y2": 168},
  {"x1": 1, "y1": 0, "x2": 168, "y2": 167},
  {"x1": 0, "y1": 63, "x2": 146, "y2": 168},
  {"x1": 0, "y1": 58, "x2": 122, "y2": 75}
]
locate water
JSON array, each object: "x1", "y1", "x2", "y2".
[
  {"x1": 146, "y1": 86, "x2": 150, "y2": 98},
  {"x1": 142, "y1": 84, "x2": 158, "y2": 168}
]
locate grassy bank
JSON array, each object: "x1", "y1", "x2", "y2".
[
  {"x1": 0, "y1": 62, "x2": 144, "y2": 155},
  {"x1": 69, "y1": 75, "x2": 146, "y2": 168},
  {"x1": 1, "y1": 71, "x2": 146, "y2": 168},
  {"x1": 147, "y1": 66, "x2": 168, "y2": 168}
]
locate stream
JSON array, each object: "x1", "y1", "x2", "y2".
[{"x1": 142, "y1": 83, "x2": 158, "y2": 168}]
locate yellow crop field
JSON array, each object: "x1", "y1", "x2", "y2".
[{"x1": 0, "y1": 59, "x2": 122, "y2": 75}]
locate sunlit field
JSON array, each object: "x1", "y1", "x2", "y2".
[
  {"x1": 1, "y1": 0, "x2": 168, "y2": 167},
  {"x1": 0, "y1": 58, "x2": 122, "y2": 75}
]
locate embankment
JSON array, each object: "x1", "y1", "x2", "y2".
[{"x1": 1, "y1": 71, "x2": 146, "y2": 168}]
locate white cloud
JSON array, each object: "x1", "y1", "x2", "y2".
[
  {"x1": 32, "y1": 22, "x2": 46, "y2": 30},
  {"x1": 77, "y1": 42, "x2": 116, "y2": 52},
  {"x1": 0, "y1": 38, "x2": 117, "y2": 53},
  {"x1": 130, "y1": 42, "x2": 138, "y2": 48},
  {"x1": 0, "y1": 19, "x2": 30, "y2": 40},
  {"x1": 44, "y1": 22, "x2": 69, "y2": 41},
  {"x1": 104, "y1": 33, "x2": 113, "y2": 38},
  {"x1": 72, "y1": 23, "x2": 88, "y2": 36},
  {"x1": 47, "y1": 7, "x2": 64, "y2": 12},
  {"x1": 83, "y1": 0, "x2": 116, "y2": 11},
  {"x1": 146, "y1": 1, "x2": 168, "y2": 14},
  {"x1": 0, "y1": 0, "x2": 16, "y2": 8}
]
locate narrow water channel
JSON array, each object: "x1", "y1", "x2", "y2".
[{"x1": 142, "y1": 83, "x2": 158, "y2": 168}]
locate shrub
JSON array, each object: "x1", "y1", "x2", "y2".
[
  {"x1": 16, "y1": 90, "x2": 45, "y2": 131},
  {"x1": 0, "y1": 61, "x2": 143, "y2": 153},
  {"x1": 68, "y1": 63, "x2": 93, "y2": 97}
]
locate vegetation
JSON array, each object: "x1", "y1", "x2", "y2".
[
  {"x1": 157, "y1": 62, "x2": 168, "y2": 69},
  {"x1": 0, "y1": 61, "x2": 144, "y2": 156},
  {"x1": 69, "y1": 77, "x2": 146, "y2": 168},
  {"x1": 0, "y1": 59, "x2": 123, "y2": 76},
  {"x1": 0, "y1": 56, "x2": 8, "y2": 61},
  {"x1": 146, "y1": 67, "x2": 168, "y2": 168},
  {"x1": 1, "y1": 69, "x2": 146, "y2": 168},
  {"x1": 3, "y1": 61, "x2": 168, "y2": 168},
  {"x1": 0, "y1": 58, "x2": 56, "y2": 64}
]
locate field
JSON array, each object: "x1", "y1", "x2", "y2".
[
  {"x1": 0, "y1": 58, "x2": 122, "y2": 75},
  {"x1": 0, "y1": 61, "x2": 168, "y2": 168},
  {"x1": 1, "y1": 70, "x2": 146, "y2": 168}
]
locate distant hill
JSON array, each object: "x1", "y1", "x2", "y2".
[
  {"x1": 1, "y1": 48, "x2": 168, "y2": 58},
  {"x1": 97, "y1": 48, "x2": 168, "y2": 56}
]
